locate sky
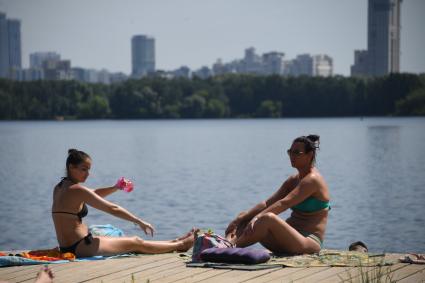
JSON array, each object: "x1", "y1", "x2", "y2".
[{"x1": 1, "y1": 0, "x2": 424, "y2": 76}]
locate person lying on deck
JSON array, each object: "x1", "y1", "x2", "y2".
[
  {"x1": 225, "y1": 135, "x2": 330, "y2": 255},
  {"x1": 52, "y1": 149, "x2": 194, "y2": 258}
]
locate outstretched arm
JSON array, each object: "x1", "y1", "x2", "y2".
[
  {"x1": 93, "y1": 186, "x2": 119, "y2": 198},
  {"x1": 73, "y1": 185, "x2": 155, "y2": 236}
]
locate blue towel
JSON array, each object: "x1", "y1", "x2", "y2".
[
  {"x1": 0, "y1": 254, "x2": 132, "y2": 267},
  {"x1": 0, "y1": 224, "x2": 128, "y2": 267},
  {"x1": 89, "y1": 224, "x2": 124, "y2": 237}
]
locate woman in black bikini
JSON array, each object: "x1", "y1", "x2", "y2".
[{"x1": 52, "y1": 149, "x2": 194, "y2": 257}]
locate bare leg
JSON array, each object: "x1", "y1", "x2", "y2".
[
  {"x1": 76, "y1": 232, "x2": 195, "y2": 257},
  {"x1": 235, "y1": 213, "x2": 320, "y2": 254},
  {"x1": 34, "y1": 266, "x2": 54, "y2": 283}
]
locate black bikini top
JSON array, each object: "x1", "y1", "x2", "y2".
[
  {"x1": 52, "y1": 177, "x2": 88, "y2": 221},
  {"x1": 52, "y1": 203, "x2": 88, "y2": 221}
]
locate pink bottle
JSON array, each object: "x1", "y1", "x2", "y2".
[{"x1": 115, "y1": 177, "x2": 134, "y2": 192}]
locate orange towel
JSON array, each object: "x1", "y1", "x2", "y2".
[{"x1": 21, "y1": 247, "x2": 76, "y2": 261}]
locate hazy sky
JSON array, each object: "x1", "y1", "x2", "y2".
[{"x1": 1, "y1": 0, "x2": 424, "y2": 76}]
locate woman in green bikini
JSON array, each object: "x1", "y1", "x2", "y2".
[{"x1": 225, "y1": 134, "x2": 330, "y2": 254}]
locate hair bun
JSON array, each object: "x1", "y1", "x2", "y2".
[
  {"x1": 68, "y1": 148, "x2": 78, "y2": 155},
  {"x1": 307, "y1": 135, "x2": 320, "y2": 142}
]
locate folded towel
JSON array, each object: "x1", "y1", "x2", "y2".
[{"x1": 200, "y1": 247, "x2": 271, "y2": 264}]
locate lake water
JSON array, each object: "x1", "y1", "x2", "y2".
[{"x1": 0, "y1": 118, "x2": 424, "y2": 253}]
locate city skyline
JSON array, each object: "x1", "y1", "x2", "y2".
[{"x1": 1, "y1": 0, "x2": 424, "y2": 76}]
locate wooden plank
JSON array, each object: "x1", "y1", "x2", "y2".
[
  {"x1": 93, "y1": 257, "x2": 184, "y2": 283},
  {"x1": 3, "y1": 252, "x2": 423, "y2": 283},
  {"x1": 397, "y1": 267, "x2": 425, "y2": 283},
  {"x1": 150, "y1": 267, "x2": 214, "y2": 283},
  {"x1": 0, "y1": 265, "x2": 40, "y2": 281},
  {"x1": 224, "y1": 268, "x2": 285, "y2": 283},
  {"x1": 384, "y1": 264, "x2": 425, "y2": 282},
  {"x1": 172, "y1": 269, "x2": 231, "y2": 283},
  {"x1": 189, "y1": 270, "x2": 249, "y2": 283},
  {"x1": 14, "y1": 261, "x2": 98, "y2": 283},
  {"x1": 15, "y1": 261, "x2": 99, "y2": 283},
  {"x1": 242, "y1": 268, "x2": 303, "y2": 283},
  {"x1": 157, "y1": 266, "x2": 277, "y2": 283},
  {"x1": 295, "y1": 267, "x2": 357, "y2": 283},
  {"x1": 0, "y1": 265, "x2": 35, "y2": 277},
  {"x1": 267, "y1": 267, "x2": 331, "y2": 283},
  {"x1": 60, "y1": 255, "x2": 175, "y2": 283},
  {"x1": 195, "y1": 268, "x2": 287, "y2": 283},
  {"x1": 75, "y1": 257, "x2": 177, "y2": 282},
  {"x1": 109, "y1": 260, "x2": 187, "y2": 283},
  {"x1": 320, "y1": 263, "x2": 410, "y2": 282},
  {"x1": 2, "y1": 255, "x2": 142, "y2": 282}
]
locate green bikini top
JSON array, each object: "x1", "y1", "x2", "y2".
[{"x1": 292, "y1": 197, "x2": 330, "y2": 213}]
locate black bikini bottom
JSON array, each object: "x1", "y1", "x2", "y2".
[{"x1": 59, "y1": 233, "x2": 93, "y2": 254}]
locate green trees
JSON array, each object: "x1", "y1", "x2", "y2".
[{"x1": 0, "y1": 73, "x2": 423, "y2": 120}]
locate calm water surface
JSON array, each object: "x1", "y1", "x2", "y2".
[{"x1": 0, "y1": 118, "x2": 424, "y2": 253}]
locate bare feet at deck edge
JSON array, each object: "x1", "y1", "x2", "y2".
[
  {"x1": 176, "y1": 229, "x2": 197, "y2": 252},
  {"x1": 35, "y1": 266, "x2": 54, "y2": 283}
]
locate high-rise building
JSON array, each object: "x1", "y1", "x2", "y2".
[
  {"x1": 291, "y1": 54, "x2": 314, "y2": 76},
  {"x1": 242, "y1": 47, "x2": 263, "y2": 74},
  {"x1": 42, "y1": 59, "x2": 72, "y2": 80},
  {"x1": 262, "y1": 52, "x2": 285, "y2": 75},
  {"x1": 131, "y1": 35, "x2": 155, "y2": 78},
  {"x1": 368, "y1": 0, "x2": 402, "y2": 75},
  {"x1": 0, "y1": 12, "x2": 22, "y2": 79},
  {"x1": 0, "y1": 12, "x2": 10, "y2": 78},
  {"x1": 7, "y1": 19, "x2": 21, "y2": 70},
  {"x1": 312, "y1": 55, "x2": 333, "y2": 77},
  {"x1": 351, "y1": 0, "x2": 402, "y2": 77},
  {"x1": 30, "y1": 52, "x2": 61, "y2": 69}
]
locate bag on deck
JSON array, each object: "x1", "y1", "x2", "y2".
[{"x1": 191, "y1": 230, "x2": 234, "y2": 262}]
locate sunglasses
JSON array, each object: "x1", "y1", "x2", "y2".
[{"x1": 286, "y1": 149, "x2": 305, "y2": 156}]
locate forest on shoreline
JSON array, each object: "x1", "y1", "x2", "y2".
[{"x1": 0, "y1": 73, "x2": 424, "y2": 120}]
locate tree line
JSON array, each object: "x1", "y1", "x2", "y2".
[{"x1": 0, "y1": 73, "x2": 424, "y2": 120}]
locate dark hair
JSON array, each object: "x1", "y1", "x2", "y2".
[
  {"x1": 66, "y1": 149, "x2": 91, "y2": 176},
  {"x1": 349, "y1": 241, "x2": 368, "y2": 252},
  {"x1": 293, "y1": 134, "x2": 320, "y2": 165}
]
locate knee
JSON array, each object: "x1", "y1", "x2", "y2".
[
  {"x1": 132, "y1": 236, "x2": 144, "y2": 246},
  {"x1": 258, "y1": 212, "x2": 279, "y2": 223}
]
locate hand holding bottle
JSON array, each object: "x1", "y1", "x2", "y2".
[{"x1": 115, "y1": 177, "x2": 134, "y2": 192}]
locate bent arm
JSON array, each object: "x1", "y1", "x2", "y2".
[
  {"x1": 257, "y1": 177, "x2": 318, "y2": 217},
  {"x1": 226, "y1": 177, "x2": 294, "y2": 235}
]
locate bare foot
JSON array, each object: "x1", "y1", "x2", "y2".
[
  {"x1": 35, "y1": 266, "x2": 54, "y2": 283},
  {"x1": 177, "y1": 232, "x2": 195, "y2": 252},
  {"x1": 173, "y1": 228, "x2": 199, "y2": 242}
]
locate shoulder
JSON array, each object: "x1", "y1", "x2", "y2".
[
  {"x1": 300, "y1": 171, "x2": 322, "y2": 188},
  {"x1": 285, "y1": 174, "x2": 299, "y2": 185},
  {"x1": 68, "y1": 184, "x2": 93, "y2": 195},
  {"x1": 280, "y1": 174, "x2": 299, "y2": 191},
  {"x1": 300, "y1": 170, "x2": 328, "y2": 193}
]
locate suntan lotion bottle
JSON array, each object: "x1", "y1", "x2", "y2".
[{"x1": 115, "y1": 177, "x2": 134, "y2": 192}]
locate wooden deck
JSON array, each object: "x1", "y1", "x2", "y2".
[{"x1": 1, "y1": 253, "x2": 424, "y2": 283}]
